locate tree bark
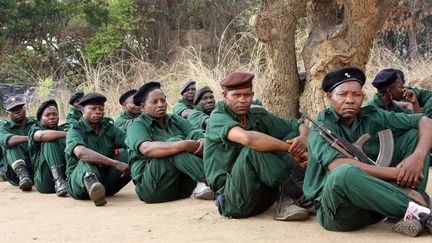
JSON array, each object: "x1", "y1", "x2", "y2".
[
  {"x1": 300, "y1": 0, "x2": 401, "y2": 115},
  {"x1": 253, "y1": 0, "x2": 307, "y2": 119}
]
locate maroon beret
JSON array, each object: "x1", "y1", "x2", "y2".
[{"x1": 219, "y1": 72, "x2": 254, "y2": 90}]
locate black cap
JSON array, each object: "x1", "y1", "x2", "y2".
[
  {"x1": 322, "y1": 67, "x2": 366, "y2": 92},
  {"x1": 119, "y1": 89, "x2": 137, "y2": 105},
  {"x1": 5, "y1": 95, "x2": 26, "y2": 111},
  {"x1": 37, "y1": 99, "x2": 58, "y2": 121},
  {"x1": 372, "y1": 69, "x2": 398, "y2": 90},
  {"x1": 78, "y1": 92, "x2": 107, "y2": 107},
  {"x1": 69, "y1": 91, "x2": 84, "y2": 105},
  {"x1": 133, "y1": 81, "x2": 161, "y2": 105},
  {"x1": 180, "y1": 80, "x2": 196, "y2": 95},
  {"x1": 193, "y1": 86, "x2": 213, "y2": 105}
]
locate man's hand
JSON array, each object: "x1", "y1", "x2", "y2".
[
  {"x1": 182, "y1": 140, "x2": 200, "y2": 154},
  {"x1": 396, "y1": 153, "x2": 424, "y2": 189},
  {"x1": 193, "y1": 139, "x2": 205, "y2": 155},
  {"x1": 286, "y1": 135, "x2": 307, "y2": 157},
  {"x1": 293, "y1": 151, "x2": 308, "y2": 168},
  {"x1": 403, "y1": 89, "x2": 418, "y2": 104},
  {"x1": 114, "y1": 161, "x2": 131, "y2": 178}
]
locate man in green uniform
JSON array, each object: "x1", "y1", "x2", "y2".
[
  {"x1": 395, "y1": 69, "x2": 432, "y2": 117},
  {"x1": 204, "y1": 71, "x2": 311, "y2": 220},
  {"x1": 65, "y1": 91, "x2": 84, "y2": 125},
  {"x1": 28, "y1": 99, "x2": 67, "y2": 196},
  {"x1": 303, "y1": 67, "x2": 432, "y2": 237},
  {"x1": 114, "y1": 89, "x2": 141, "y2": 131},
  {"x1": 0, "y1": 95, "x2": 35, "y2": 191},
  {"x1": 65, "y1": 92, "x2": 131, "y2": 206},
  {"x1": 173, "y1": 80, "x2": 196, "y2": 118},
  {"x1": 187, "y1": 86, "x2": 215, "y2": 130},
  {"x1": 365, "y1": 69, "x2": 413, "y2": 114},
  {"x1": 126, "y1": 81, "x2": 213, "y2": 203}
]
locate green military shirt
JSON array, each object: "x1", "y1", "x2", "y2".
[
  {"x1": 364, "y1": 93, "x2": 412, "y2": 114},
  {"x1": 28, "y1": 122, "x2": 66, "y2": 165},
  {"x1": 114, "y1": 111, "x2": 138, "y2": 132},
  {"x1": 173, "y1": 99, "x2": 194, "y2": 117},
  {"x1": 126, "y1": 113, "x2": 204, "y2": 173},
  {"x1": 65, "y1": 107, "x2": 82, "y2": 125},
  {"x1": 0, "y1": 117, "x2": 36, "y2": 149},
  {"x1": 204, "y1": 101, "x2": 300, "y2": 192},
  {"x1": 303, "y1": 106, "x2": 423, "y2": 204},
  {"x1": 65, "y1": 117, "x2": 126, "y2": 177},
  {"x1": 187, "y1": 106, "x2": 209, "y2": 130}
]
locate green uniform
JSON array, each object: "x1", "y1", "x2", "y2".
[
  {"x1": 204, "y1": 101, "x2": 301, "y2": 218},
  {"x1": 187, "y1": 106, "x2": 209, "y2": 130},
  {"x1": 406, "y1": 86, "x2": 432, "y2": 117},
  {"x1": 114, "y1": 111, "x2": 138, "y2": 132},
  {"x1": 365, "y1": 93, "x2": 412, "y2": 114},
  {"x1": 65, "y1": 117, "x2": 130, "y2": 199},
  {"x1": 126, "y1": 112, "x2": 206, "y2": 203},
  {"x1": 65, "y1": 107, "x2": 82, "y2": 125},
  {"x1": 0, "y1": 117, "x2": 36, "y2": 185},
  {"x1": 173, "y1": 99, "x2": 194, "y2": 117},
  {"x1": 303, "y1": 106, "x2": 430, "y2": 231},
  {"x1": 28, "y1": 123, "x2": 67, "y2": 193}
]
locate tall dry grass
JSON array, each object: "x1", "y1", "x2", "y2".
[
  {"x1": 25, "y1": 31, "x2": 432, "y2": 121},
  {"x1": 26, "y1": 32, "x2": 267, "y2": 121}
]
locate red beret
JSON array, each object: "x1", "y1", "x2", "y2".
[{"x1": 219, "y1": 72, "x2": 254, "y2": 90}]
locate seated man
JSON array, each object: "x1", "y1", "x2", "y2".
[
  {"x1": 173, "y1": 80, "x2": 196, "y2": 118},
  {"x1": 304, "y1": 67, "x2": 432, "y2": 237},
  {"x1": 395, "y1": 69, "x2": 432, "y2": 117},
  {"x1": 187, "y1": 86, "x2": 215, "y2": 130},
  {"x1": 114, "y1": 89, "x2": 141, "y2": 131},
  {"x1": 126, "y1": 81, "x2": 213, "y2": 203},
  {"x1": 204, "y1": 71, "x2": 311, "y2": 220},
  {"x1": 365, "y1": 69, "x2": 414, "y2": 114},
  {"x1": 28, "y1": 99, "x2": 67, "y2": 196},
  {"x1": 0, "y1": 95, "x2": 36, "y2": 191},
  {"x1": 65, "y1": 91, "x2": 84, "y2": 125},
  {"x1": 65, "y1": 92, "x2": 131, "y2": 206}
]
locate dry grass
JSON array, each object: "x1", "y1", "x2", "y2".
[{"x1": 24, "y1": 32, "x2": 432, "y2": 121}]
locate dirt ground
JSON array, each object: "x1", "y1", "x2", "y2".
[{"x1": 1, "y1": 170, "x2": 432, "y2": 242}]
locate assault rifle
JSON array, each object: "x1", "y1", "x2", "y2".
[{"x1": 299, "y1": 111, "x2": 394, "y2": 167}]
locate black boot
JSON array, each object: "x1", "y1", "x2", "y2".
[
  {"x1": 11, "y1": 159, "x2": 32, "y2": 191},
  {"x1": 50, "y1": 165, "x2": 67, "y2": 197},
  {"x1": 83, "y1": 172, "x2": 106, "y2": 206}
]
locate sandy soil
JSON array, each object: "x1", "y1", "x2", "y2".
[{"x1": 1, "y1": 170, "x2": 432, "y2": 242}]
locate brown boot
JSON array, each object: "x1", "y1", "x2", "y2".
[
  {"x1": 83, "y1": 172, "x2": 106, "y2": 206},
  {"x1": 11, "y1": 159, "x2": 32, "y2": 191},
  {"x1": 50, "y1": 165, "x2": 67, "y2": 197}
]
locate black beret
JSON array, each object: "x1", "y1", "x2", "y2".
[
  {"x1": 219, "y1": 71, "x2": 254, "y2": 90},
  {"x1": 180, "y1": 80, "x2": 196, "y2": 95},
  {"x1": 133, "y1": 81, "x2": 161, "y2": 105},
  {"x1": 78, "y1": 92, "x2": 107, "y2": 107},
  {"x1": 193, "y1": 86, "x2": 213, "y2": 105},
  {"x1": 37, "y1": 99, "x2": 58, "y2": 121},
  {"x1": 69, "y1": 91, "x2": 84, "y2": 105},
  {"x1": 119, "y1": 89, "x2": 137, "y2": 105},
  {"x1": 4, "y1": 94, "x2": 25, "y2": 111},
  {"x1": 371, "y1": 69, "x2": 398, "y2": 90},
  {"x1": 322, "y1": 67, "x2": 366, "y2": 92}
]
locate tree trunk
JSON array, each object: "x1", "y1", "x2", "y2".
[
  {"x1": 300, "y1": 0, "x2": 400, "y2": 115},
  {"x1": 253, "y1": 0, "x2": 307, "y2": 119}
]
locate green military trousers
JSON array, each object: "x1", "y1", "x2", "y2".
[
  {"x1": 34, "y1": 140, "x2": 65, "y2": 193},
  {"x1": 132, "y1": 151, "x2": 206, "y2": 204},
  {"x1": 66, "y1": 151, "x2": 131, "y2": 199},
  {"x1": 317, "y1": 129, "x2": 430, "y2": 231},
  {"x1": 3, "y1": 144, "x2": 33, "y2": 186},
  {"x1": 421, "y1": 98, "x2": 432, "y2": 118},
  {"x1": 216, "y1": 147, "x2": 300, "y2": 218}
]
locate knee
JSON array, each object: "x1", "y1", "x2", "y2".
[{"x1": 327, "y1": 163, "x2": 362, "y2": 188}]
